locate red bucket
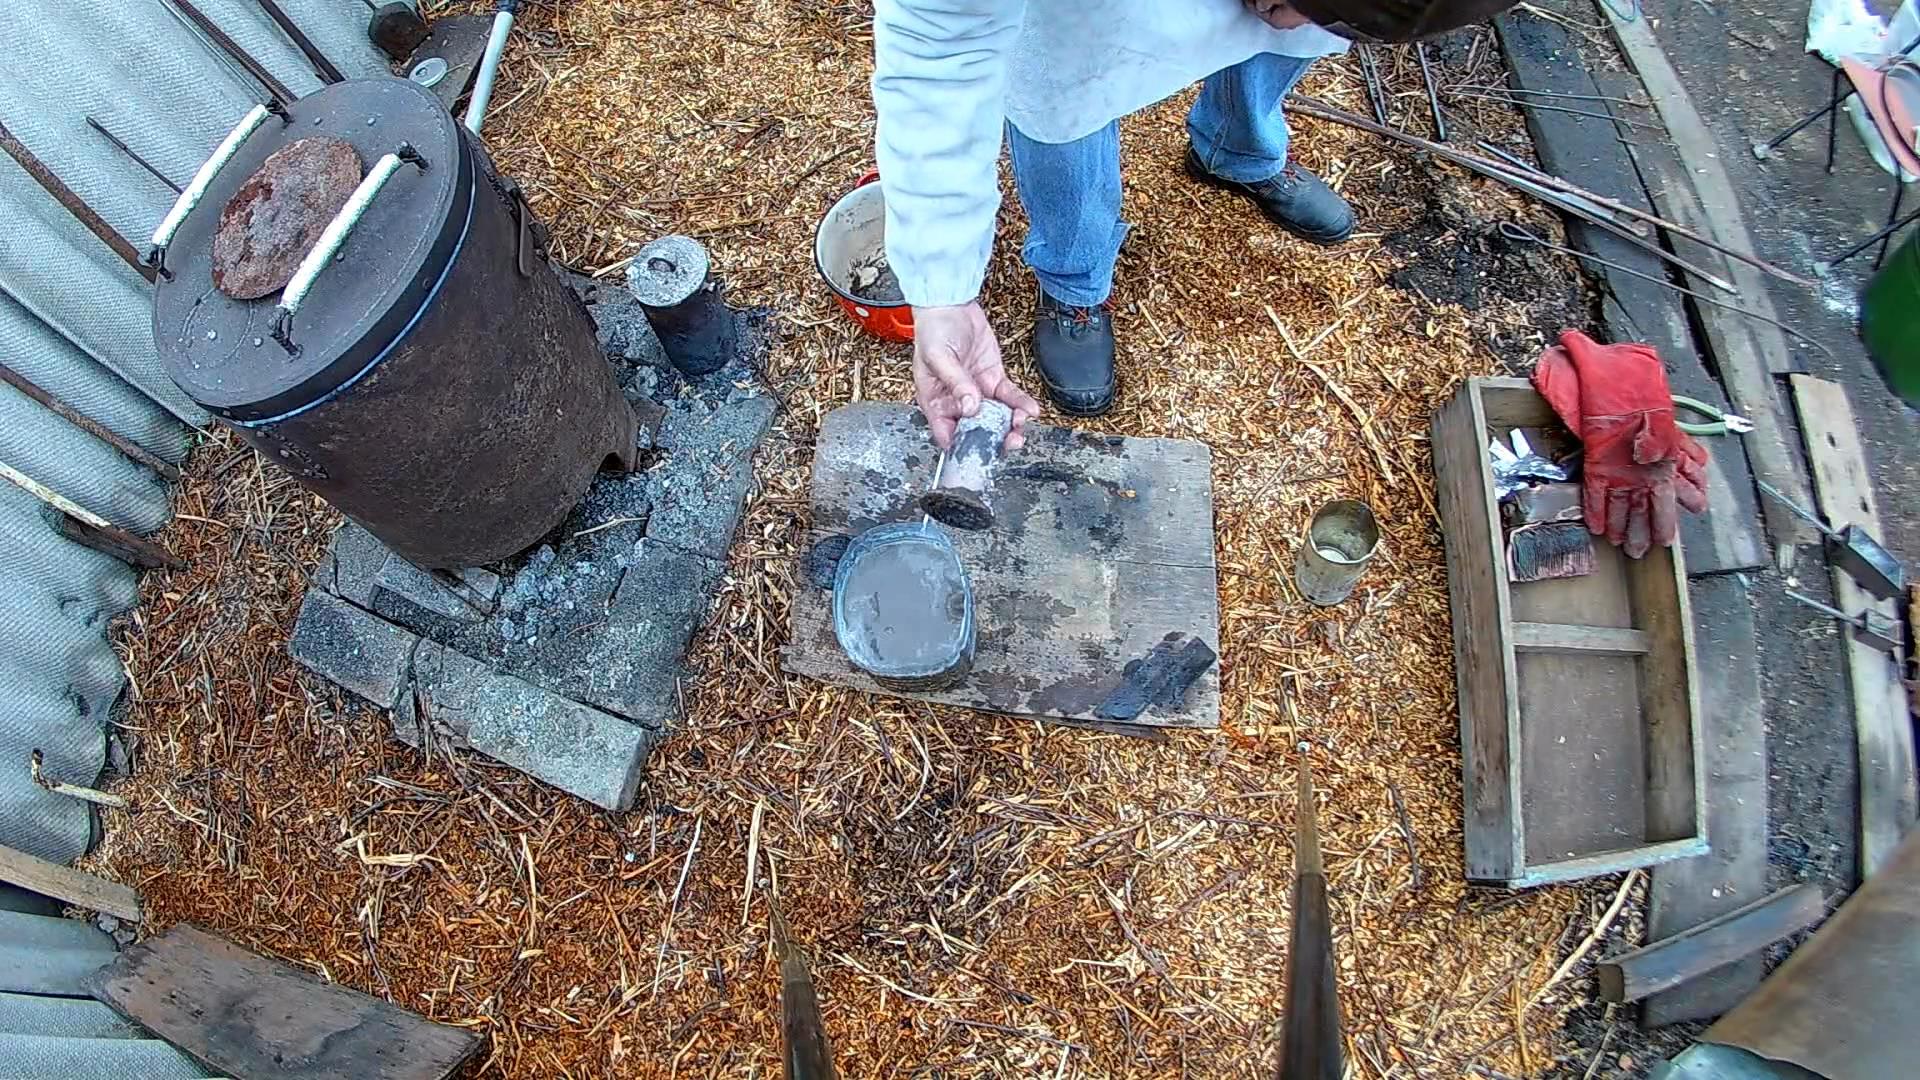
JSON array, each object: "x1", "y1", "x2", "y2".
[{"x1": 814, "y1": 172, "x2": 914, "y2": 342}]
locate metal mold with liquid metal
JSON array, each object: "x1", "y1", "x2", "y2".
[
  {"x1": 832, "y1": 522, "x2": 976, "y2": 691},
  {"x1": 152, "y1": 77, "x2": 638, "y2": 570}
]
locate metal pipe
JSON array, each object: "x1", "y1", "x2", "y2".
[
  {"x1": 1499, "y1": 223, "x2": 1836, "y2": 360},
  {"x1": 1287, "y1": 94, "x2": 1820, "y2": 289},
  {"x1": 86, "y1": 116, "x2": 183, "y2": 193},
  {"x1": 464, "y1": 0, "x2": 521, "y2": 136},
  {"x1": 0, "y1": 361, "x2": 180, "y2": 480},
  {"x1": 1818, "y1": 204, "x2": 1920, "y2": 273},
  {"x1": 166, "y1": 0, "x2": 295, "y2": 109},
  {"x1": 1416, "y1": 43, "x2": 1448, "y2": 142},
  {"x1": 0, "y1": 120, "x2": 156, "y2": 283},
  {"x1": 253, "y1": 0, "x2": 345, "y2": 84}
]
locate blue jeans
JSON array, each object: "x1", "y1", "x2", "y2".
[{"x1": 1007, "y1": 52, "x2": 1317, "y2": 307}]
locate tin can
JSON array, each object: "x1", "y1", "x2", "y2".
[{"x1": 1293, "y1": 499, "x2": 1381, "y2": 606}]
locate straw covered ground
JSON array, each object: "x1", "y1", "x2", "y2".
[{"x1": 92, "y1": 1, "x2": 1647, "y2": 1076}]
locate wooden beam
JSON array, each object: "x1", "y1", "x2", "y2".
[
  {"x1": 1789, "y1": 375, "x2": 1918, "y2": 877},
  {"x1": 1597, "y1": 883, "x2": 1825, "y2": 1003},
  {"x1": 1512, "y1": 622, "x2": 1652, "y2": 656},
  {"x1": 1605, "y1": 8, "x2": 1819, "y2": 559},
  {"x1": 92, "y1": 924, "x2": 481, "y2": 1080},
  {"x1": 0, "y1": 459, "x2": 183, "y2": 571},
  {"x1": 0, "y1": 842, "x2": 141, "y2": 923}
]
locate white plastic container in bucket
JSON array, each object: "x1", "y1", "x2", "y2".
[{"x1": 813, "y1": 172, "x2": 915, "y2": 341}]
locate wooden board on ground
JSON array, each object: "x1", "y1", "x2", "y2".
[
  {"x1": 782, "y1": 403, "x2": 1220, "y2": 730},
  {"x1": 1433, "y1": 378, "x2": 1706, "y2": 887},
  {"x1": 1598, "y1": 883, "x2": 1826, "y2": 1004},
  {"x1": 1492, "y1": 13, "x2": 1765, "y2": 574},
  {"x1": 0, "y1": 842, "x2": 141, "y2": 923},
  {"x1": 90, "y1": 923, "x2": 481, "y2": 1080},
  {"x1": 1605, "y1": 8, "x2": 1820, "y2": 556},
  {"x1": 1789, "y1": 375, "x2": 1918, "y2": 877},
  {"x1": 1644, "y1": 573, "x2": 1770, "y2": 1027}
]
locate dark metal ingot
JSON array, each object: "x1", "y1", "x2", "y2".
[
  {"x1": 213, "y1": 137, "x2": 364, "y2": 300},
  {"x1": 154, "y1": 78, "x2": 640, "y2": 570},
  {"x1": 369, "y1": 2, "x2": 431, "y2": 61},
  {"x1": 628, "y1": 235, "x2": 734, "y2": 376}
]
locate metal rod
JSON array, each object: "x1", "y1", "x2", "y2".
[
  {"x1": 1819, "y1": 203, "x2": 1920, "y2": 272},
  {"x1": 166, "y1": 0, "x2": 295, "y2": 109},
  {"x1": 1287, "y1": 94, "x2": 1820, "y2": 289},
  {"x1": 1756, "y1": 479, "x2": 1839, "y2": 541},
  {"x1": 1416, "y1": 43, "x2": 1448, "y2": 142},
  {"x1": 1457, "y1": 147, "x2": 1740, "y2": 294},
  {"x1": 1357, "y1": 46, "x2": 1388, "y2": 126},
  {"x1": 1825, "y1": 65, "x2": 1845, "y2": 174},
  {"x1": 253, "y1": 0, "x2": 344, "y2": 83},
  {"x1": 1452, "y1": 84, "x2": 1649, "y2": 107},
  {"x1": 0, "y1": 361, "x2": 180, "y2": 481},
  {"x1": 1875, "y1": 182, "x2": 1905, "y2": 269},
  {"x1": 0, "y1": 120, "x2": 156, "y2": 283},
  {"x1": 85, "y1": 116, "x2": 182, "y2": 193},
  {"x1": 1448, "y1": 93, "x2": 1664, "y2": 129},
  {"x1": 1499, "y1": 223, "x2": 1836, "y2": 360},
  {"x1": 464, "y1": 1, "x2": 521, "y2": 136}
]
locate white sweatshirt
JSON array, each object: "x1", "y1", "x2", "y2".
[{"x1": 872, "y1": 0, "x2": 1349, "y2": 307}]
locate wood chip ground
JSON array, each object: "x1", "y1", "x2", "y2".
[{"x1": 88, "y1": 3, "x2": 1643, "y2": 1075}]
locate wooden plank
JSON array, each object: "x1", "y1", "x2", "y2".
[
  {"x1": 1597, "y1": 884, "x2": 1826, "y2": 1003},
  {"x1": 0, "y1": 459, "x2": 182, "y2": 570},
  {"x1": 1432, "y1": 381, "x2": 1523, "y2": 882},
  {"x1": 1512, "y1": 622, "x2": 1652, "y2": 656},
  {"x1": 91, "y1": 923, "x2": 481, "y2": 1080},
  {"x1": 1512, "y1": 837, "x2": 1708, "y2": 889},
  {"x1": 1493, "y1": 12, "x2": 1765, "y2": 573},
  {"x1": 1645, "y1": 572, "x2": 1770, "y2": 1026},
  {"x1": 783, "y1": 403, "x2": 1220, "y2": 729},
  {"x1": 1704, "y1": 832, "x2": 1920, "y2": 1080},
  {"x1": 0, "y1": 843, "x2": 141, "y2": 923},
  {"x1": 1605, "y1": 9, "x2": 1819, "y2": 557},
  {"x1": 1789, "y1": 375, "x2": 1919, "y2": 877}
]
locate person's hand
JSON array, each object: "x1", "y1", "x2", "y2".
[
  {"x1": 911, "y1": 302, "x2": 1042, "y2": 451},
  {"x1": 1245, "y1": 0, "x2": 1313, "y2": 30}
]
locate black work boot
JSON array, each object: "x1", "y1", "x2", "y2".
[
  {"x1": 1183, "y1": 147, "x2": 1355, "y2": 245},
  {"x1": 1031, "y1": 289, "x2": 1116, "y2": 416}
]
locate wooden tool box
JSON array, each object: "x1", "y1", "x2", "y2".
[{"x1": 1433, "y1": 377, "x2": 1707, "y2": 888}]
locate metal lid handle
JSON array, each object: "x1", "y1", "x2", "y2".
[
  {"x1": 147, "y1": 104, "x2": 277, "y2": 275},
  {"x1": 270, "y1": 145, "x2": 429, "y2": 356}
]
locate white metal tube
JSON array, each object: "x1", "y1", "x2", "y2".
[
  {"x1": 149, "y1": 104, "x2": 270, "y2": 252},
  {"x1": 278, "y1": 153, "x2": 407, "y2": 318},
  {"x1": 463, "y1": 5, "x2": 517, "y2": 136}
]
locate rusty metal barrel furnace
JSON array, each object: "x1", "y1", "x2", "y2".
[{"x1": 152, "y1": 78, "x2": 635, "y2": 569}]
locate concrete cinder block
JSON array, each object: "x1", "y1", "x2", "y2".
[
  {"x1": 317, "y1": 521, "x2": 391, "y2": 606},
  {"x1": 411, "y1": 642, "x2": 653, "y2": 810},
  {"x1": 376, "y1": 555, "x2": 502, "y2": 622},
  {"x1": 288, "y1": 589, "x2": 419, "y2": 711},
  {"x1": 570, "y1": 539, "x2": 727, "y2": 726},
  {"x1": 645, "y1": 392, "x2": 777, "y2": 561}
]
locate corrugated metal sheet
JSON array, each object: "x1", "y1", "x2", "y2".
[{"x1": 1, "y1": 4, "x2": 397, "y2": 1076}]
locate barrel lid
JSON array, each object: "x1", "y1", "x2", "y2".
[{"x1": 153, "y1": 77, "x2": 472, "y2": 423}]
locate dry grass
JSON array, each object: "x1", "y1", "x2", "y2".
[{"x1": 90, "y1": 2, "x2": 1632, "y2": 1076}]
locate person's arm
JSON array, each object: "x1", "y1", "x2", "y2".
[{"x1": 873, "y1": 0, "x2": 1040, "y2": 449}]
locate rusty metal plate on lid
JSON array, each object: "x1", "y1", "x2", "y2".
[
  {"x1": 153, "y1": 77, "x2": 470, "y2": 423},
  {"x1": 212, "y1": 137, "x2": 364, "y2": 300}
]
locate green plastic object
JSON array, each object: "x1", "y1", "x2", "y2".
[{"x1": 1861, "y1": 228, "x2": 1920, "y2": 408}]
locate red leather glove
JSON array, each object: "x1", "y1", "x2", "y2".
[{"x1": 1531, "y1": 331, "x2": 1709, "y2": 558}]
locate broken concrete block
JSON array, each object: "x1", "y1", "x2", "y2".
[
  {"x1": 646, "y1": 392, "x2": 777, "y2": 561},
  {"x1": 376, "y1": 556, "x2": 501, "y2": 622},
  {"x1": 288, "y1": 589, "x2": 419, "y2": 711},
  {"x1": 317, "y1": 521, "x2": 390, "y2": 606},
  {"x1": 568, "y1": 539, "x2": 727, "y2": 725},
  {"x1": 409, "y1": 642, "x2": 653, "y2": 810}
]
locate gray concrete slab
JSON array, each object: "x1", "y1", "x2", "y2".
[
  {"x1": 375, "y1": 555, "x2": 501, "y2": 622},
  {"x1": 287, "y1": 589, "x2": 419, "y2": 711},
  {"x1": 407, "y1": 642, "x2": 653, "y2": 810}
]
